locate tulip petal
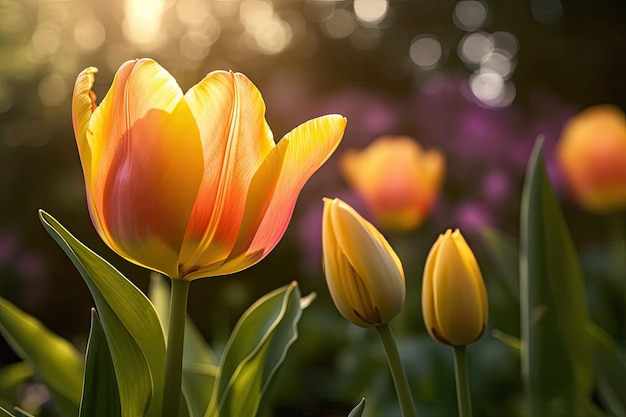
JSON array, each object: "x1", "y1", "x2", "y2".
[
  {"x1": 432, "y1": 232, "x2": 484, "y2": 345},
  {"x1": 453, "y1": 230, "x2": 488, "y2": 323},
  {"x1": 72, "y1": 66, "x2": 98, "y2": 185},
  {"x1": 241, "y1": 115, "x2": 348, "y2": 268},
  {"x1": 329, "y1": 199, "x2": 405, "y2": 323},
  {"x1": 84, "y1": 59, "x2": 204, "y2": 278},
  {"x1": 322, "y1": 200, "x2": 374, "y2": 327},
  {"x1": 183, "y1": 134, "x2": 287, "y2": 280},
  {"x1": 179, "y1": 72, "x2": 275, "y2": 275},
  {"x1": 422, "y1": 233, "x2": 443, "y2": 341},
  {"x1": 187, "y1": 114, "x2": 346, "y2": 278}
]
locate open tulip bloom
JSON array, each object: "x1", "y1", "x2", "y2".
[
  {"x1": 72, "y1": 58, "x2": 346, "y2": 281},
  {"x1": 70, "y1": 58, "x2": 346, "y2": 417}
]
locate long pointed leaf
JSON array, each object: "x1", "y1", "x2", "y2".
[
  {"x1": 207, "y1": 282, "x2": 304, "y2": 417},
  {"x1": 40, "y1": 210, "x2": 165, "y2": 417},
  {"x1": 481, "y1": 228, "x2": 520, "y2": 301},
  {"x1": 0, "y1": 407, "x2": 14, "y2": 417},
  {"x1": 348, "y1": 398, "x2": 366, "y2": 417},
  {"x1": 520, "y1": 139, "x2": 594, "y2": 416},
  {"x1": 0, "y1": 297, "x2": 83, "y2": 417},
  {"x1": 79, "y1": 309, "x2": 121, "y2": 417},
  {"x1": 588, "y1": 323, "x2": 626, "y2": 417}
]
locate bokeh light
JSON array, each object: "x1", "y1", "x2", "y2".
[
  {"x1": 453, "y1": 0, "x2": 488, "y2": 31},
  {"x1": 531, "y1": 0, "x2": 564, "y2": 23},
  {"x1": 122, "y1": 0, "x2": 166, "y2": 47},
  {"x1": 322, "y1": 8, "x2": 357, "y2": 39},
  {"x1": 409, "y1": 35, "x2": 443, "y2": 70},
  {"x1": 353, "y1": 0, "x2": 388, "y2": 26},
  {"x1": 469, "y1": 71, "x2": 516, "y2": 108},
  {"x1": 73, "y1": 18, "x2": 106, "y2": 53},
  {"x1": 458, "y1": 31, "x2": 494, "y2": 65}
]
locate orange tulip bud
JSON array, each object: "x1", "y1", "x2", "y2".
[
  {"x1": 557, "y1": 105, "x2": 626, "y2": 213},
  {"x1": 422, "y1": 229, "x2": 488, "y2": 346},
  {"x1": 72, "y1": 59, "x2": 346, "y2": 280},
  {"x1": 341, "y1": 136, "x2": 445, "y2": 231},
  {"x1": 322, "y1": 198, "x2": 406, "y2": 327}
]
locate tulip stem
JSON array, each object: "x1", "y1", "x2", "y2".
[
  {"x1": 375, "y1": 323, "x2": 417, "y2": 417},
  {"x1": 453, "y1": 346, "x2": 472, "y2": 417},
  {"x1": 162, "y1": 278, "x2": 190, "y2": 417}
]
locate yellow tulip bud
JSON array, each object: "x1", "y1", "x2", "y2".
[
  {"x1": 422, "y1": 229, "x2": 488, "y2": 346},
  {"x1": 322, "y1": 198, "x2": 406, "y2": 327}
]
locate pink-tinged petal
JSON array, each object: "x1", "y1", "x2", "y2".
[
  {"x1": 87, "y1": 59, "x2": 183, "y2": 204},
  {"x1": 75, "y1": 60, "x2": 139, "y2": 250},
  {"x1": 183, "y1": 136, "x2": 287, "y2": 280},
  {"x1": 179, "y1": 72, "x2": 274, "y2": 275},
  {"x1": 102, "y1": 99, "x2": 204, "y2": 278},
  {"x1": 200, "y1": 114, "x2": 346, "y2": 277},
  {"x1": 87, "y1": 59, "x2": 203, "y2": 278},
  {"x1": 72, "y1": 66, "x2": 98, "y2": 185}
]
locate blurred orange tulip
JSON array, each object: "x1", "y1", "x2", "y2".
[
  {"x1": 557, "y1": 105, "x2": 626, "y2": 213},
  {"x1": 72, "y1": 58, "x2": 346, "y2": 280},
  {"x1": 341, "y1": 136, "x2": 445, "y2": 231}
]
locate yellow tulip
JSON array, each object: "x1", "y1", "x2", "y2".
[
  {"x1": 322, "y1": 198, "x2": 405, "y2": 327},
  {"x1": 341, "y1": 136, "x2": 445, "y2": 231},
  {"x1": 557, "y1": 105, "x2": 626, "y2": 213},
  {"x1": 72, "y1": 59, "x2": 346, "y2": 280},
  {"x1": 422, "y1": 229, "x2": 487, "y2": 346}
]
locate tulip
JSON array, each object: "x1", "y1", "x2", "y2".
[
  {"x1": 340, "y1": 136, "x2": 445, "y2": 231},
  {"x1": 322, "y1": 197, "x2": 405, "y2": 327},
  {"x1": 422, "y1": 229, "x2": 488, "y2": 346},
  {"x1": 557, "y1": 105, "x2": 626, "y2": 213},
  {"x1": 72, "y1": 59, "x2": 346, "y2": 280}
]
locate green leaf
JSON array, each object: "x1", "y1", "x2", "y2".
[
  {"x1": 79, "y1": 309, "x2": 121, "y2": 417},
  {"x1": 519, "y1": 138, "x2": 594, "y2": 416},
  {"x1": 588, "y1": 323, "x2": 626, "y2": 417},
  {"x1": 0, "y1": 297, "x2": 83, "y2": 417},
  {"x1": 148, "y1": 274, "x2": 217, "y2": 417},
  {"x1": 206, "y1": 282, "x2": 304, "y2": 417},
  {"x1": 348, "y1": 397, "x2": 366, "y2": 417},
  {"x1": 0, "y1": 407, "x2": 14, "y2": 417},
  {"x1": 40, "y1": 210, "x2": 166, "y2": 417},
  {"x1": 11, "y1": 409, "x2": 34, "y2": 417},
  {"x1": 0, "y1": 362, "x2": 33, "y2": 406},
  {"x1": 481, "y1": 228, "x2": 520, "y2": 301}
]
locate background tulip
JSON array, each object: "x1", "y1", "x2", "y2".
[
  {"x1": 557, "y1": 105, "x2": 626, "y2": 213},
  {"x1": 322, "y1": 197, "x2": 405, "y2": 327},
  {"x1": 72, "y1": 59, "x2": 346, "y2": 280},
  {"x1": 340, "y1": 136, "x2": 445, "y2": 231},
  {"x1": 422, "y1": 229, "x2": 488, "y2": 347}
]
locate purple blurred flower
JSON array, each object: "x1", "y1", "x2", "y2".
[{"x1": 0, "y1": 233, "x2": 18, "y2": 267}]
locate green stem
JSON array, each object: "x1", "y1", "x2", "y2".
[
  {"x1": 161, "y1": 278, "x2": 190, "y2": 417},
  {"x1": 375, "y1": 323, "x2": 417, "y2": 417},
  {"x1": 453, "y1": 346, "x2": 472, "y2": 417}
]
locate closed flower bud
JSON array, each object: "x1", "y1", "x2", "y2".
[
  {"x1": 341, "y1": 136, "x2": 445, "y2": 231},
  {"x1": 557, "y1": 105, "x2": 626, "y2": 213},
  {"x1": 422, "y1": 229, "x2": 488, "y2": 346},
  {"x1": 322, "y1": 198, "x2": 406, "y2": 327}
]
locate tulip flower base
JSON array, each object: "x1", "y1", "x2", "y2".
[{"x1": 0, "y1": 212, "x2": 311, "y2": 417}]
